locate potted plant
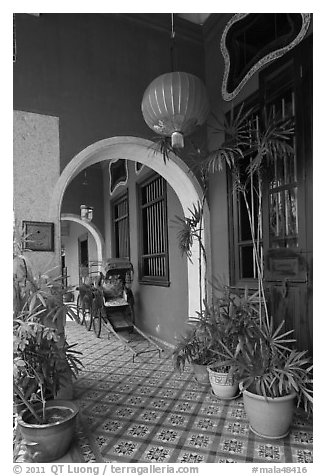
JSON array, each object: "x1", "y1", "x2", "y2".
[
  {"x1": 13, "y1": 227, "x2": 83, "y2": 462},
  {"x1": 200, "y1": 105, "x2": 313, "y2": 437},
  {"x1": 203, "y1": 302, "x2": 239, "y2": 399},
  {"x1": 173, "y1": 192, "x2": 212, "y2": 384},
  {"x1": 173, "y1": 183, "x2": 250, "y2": 395},
  {"x1": 204, "y1": 284, "x2": 261, "y2": 399},
  {"x1": 215, "y1": 314, "x2": 313, "y2": 438},
  {"x1": 173, "y1": 102, "x2": 313, "y2": 435},
  {"x1": 172, "y1": 316, "x2": 212, "y2": 384}
]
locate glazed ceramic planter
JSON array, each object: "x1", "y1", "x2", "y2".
[
  {"x1": 207, "y1": 367, "x2": 239, "y2": 399},
  {"x1": 17, "y1": 400, "x2": 79, "y2": 462},
  {"x1": 240, "y1": 383, "x2": 296, "y2": 439},
  {"x1": 192, "y1": 363, "x2": 209, "y2": 384}
]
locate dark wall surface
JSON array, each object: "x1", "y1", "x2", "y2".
[
  {"x1": 13, "y1": 13, "x2": 206, "y2": 171},
  {"x1": 61, "y1": 164, "x2": 105, "y2": 235}
]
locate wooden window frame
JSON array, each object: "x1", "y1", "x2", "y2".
[
  {"x1": 259, "y1": 56, "x2": 305, "y2": 253},
  {"x1": 138, "y1": 173, "x2": 170, "y2": 287},
  {"x1": 227, "y1": 93, "x2": 261, "y2": 288},
  {"x1": 229, "y1": 50, "x2": 302, "y2": 287},
  {"x1": 111, "y1": 190, "x2": 130, "y2": 259}
]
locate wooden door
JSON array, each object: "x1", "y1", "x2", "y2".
[
  {"x1": 78, "y1": 235, "x2": 89, "y2": 285},
  {"x1": 261, "y1": 36, "x2": 312, "y2": 354}
]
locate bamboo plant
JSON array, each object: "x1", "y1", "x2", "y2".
[
  {"x1": 173, "y1": 103, "x2": 313, "y2": 413},
  {"x1": 203, "y1": 104, "x2": 294, "y2": 323},
  {"x1": 200, "y1": 104, "x2": 312, "y2": 412}
]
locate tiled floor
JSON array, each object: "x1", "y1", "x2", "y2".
[{"x1": 65, "y1": 320, "x2": 313, "y2": 464}]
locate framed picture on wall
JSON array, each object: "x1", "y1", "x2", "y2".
[{"x1": 23, "y1": 221, "x2": 55, "y2": 252}]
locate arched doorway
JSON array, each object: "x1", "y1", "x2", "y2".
[
  {"x1": 49, "y1": 136, "x2": 210, "y2": 318},
  {"x1": 61, "y1": 213, "x2": 105, "y2": 273}
]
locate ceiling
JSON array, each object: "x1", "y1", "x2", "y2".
[
  {"x1": 177, "y1": 13, "x2": 211, "y2": 25},
  {"x1": 26, "y1": 13, "x2": 212, "y2": 26}
]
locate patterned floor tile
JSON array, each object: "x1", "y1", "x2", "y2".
[
  {"x1": 198, "y1": 403, "x2": 223, "y2": 417},
  {"x1": 227, "y1": 405, "x2": 248, "y2": 420},
  {"x1": 165, "y1": 412, "x2": 190, "y2": 428},
  {"x1": 143, "y1": 445, "x2": 173, "y2": 462},
  {"x1": 156, "y1": 388, "x2": 180, "y2": 399},
  {"x1": 254, "y1": 442, "x2": 285, "y2": 462},
  {"x1": 176, "y1": 451, "x2": 207, "y2": 463},
  {"x1": 172, "y1": 400, "x2": 198, "y2": 413},
  {"x1": 65, "y1": 321, "x2": 313, "y2": 463},
  {"x1": 290, "y1": 430, "x2": 313, "y2": 445},
  {"x1": 219, "y1": 437, "x2": 248, "y2": 456},
  {"x1": 99, "y1": 419, "x2": 124, "y2": 434},
  {"x1": 184, "y1": 432, "x2": 215, "y2": 450},
  {"x1": 152, "y1": 427, "x2": 181, "y2": 444},
  {"x1": 110, "y1": 439, "x2": 141, "y2": 458},
  {"x1": 193, "y1": 416, "x2": 218, "y2": 432},
  {"x1": 137, "y1": 408, "x2": 164, "y2": 423},
  {"x1": 293, "y1": 449, "x2": 313, "y2": 463},
  {"x1": 126, "y1": 423, "x2": 154, "y2": 439},
  {"x1": 223, "y1": 420, "x2": 249, "y2": 436}
]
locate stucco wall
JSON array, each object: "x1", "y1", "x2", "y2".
[
  {"x1": 62, "y1": 221, "x2": 97, "y2": 291},
  {"x1": 13, "y1": 110, "x2": 60, "y2": 273},
  {"x1": 103, "y1": 160, "x2": 188, "y2": 345}
]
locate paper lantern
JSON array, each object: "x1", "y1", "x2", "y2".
[{"x1": 141, "y1": 72, "x2": 210, "y2": 148}]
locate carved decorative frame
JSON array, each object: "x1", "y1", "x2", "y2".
[
  {"x1": 109, "y1": 159, "x2": 128, "y2": 195},
  {"x1": 220, "y1": 13, "x2": 311, "y2": 101},
  {"x1": 135, "y1": 162, "x2": 145, "y2": 175}
]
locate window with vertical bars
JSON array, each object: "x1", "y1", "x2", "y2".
[
  {"x1": 231, "y1": 111, "x2": 263, "y2": 282},
  {"x1": 112, "y1": 192, "x2": 130, "y2": 259},
  {"x1": 267, "y1": 87, "x2": 298, "y2": 249},
  {"x1": 230, "y1": 64, "x2": 298, "y2": 284},
  {"x1": 139, "y1": 174, "x2": 169, "y2": 286}
]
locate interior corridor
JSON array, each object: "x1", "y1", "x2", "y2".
[{"x1": 64, "y1": 320, "x2": 313, "y2": 464}]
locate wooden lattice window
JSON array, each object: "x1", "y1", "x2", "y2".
[
  {"x1": 266, "y1": 87, "x2": 298, "y2": 249},
  {"x1": 230, "y1": 61, "x2": 298, "y2": 285},
  {"x1": 112, "y1": 192, "x2": 130, "y2": 259},
  {"x1": 231, "y1": 110, "x2": 263, "y2": 282},
  {"x1": 138, "y1": 174, "x2": 169, "y2": 286}
]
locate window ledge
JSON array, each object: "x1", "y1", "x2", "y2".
[{"x1": 139, "y1": 279, "x2": 170, "y2": 287}]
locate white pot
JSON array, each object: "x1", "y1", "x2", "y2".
[
  {"x1": 240, "y1": 382, "x2": 296, "y2": 439},
  {"x1": 207, "y1": 367, "x2": 239, "y2": 399}
]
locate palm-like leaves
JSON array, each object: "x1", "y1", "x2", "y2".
[
  {"x1": 172, "y1": 326, "x2": 212, "y2": 372},
  {"x1": 204, "y1": 103, "x2": 294, "y2": 176},
  {"x1": 169, "y1": 103, "x2": 312, "y2": 415},
  {"x1": 213, "y1": 310, "x2": 313, "y2": 414},
  {"x1": 173, "y1": 202, "x2": 203, "y2": 262},
  {"x1": 149, "y1": 136, "x2": 177, "y2": 163},
  {"x1": 246, "y1": 111, "x2": 294, "y2": 176},
  {"x1": 202, "y1": 103, "x2": 253, "y2": 173},
  {"x1": 202, "y1": 106, "x2": 312, "y2": 414},
  {"x1": 13, "y1": 229, "x2": 83, "y2": 423}
]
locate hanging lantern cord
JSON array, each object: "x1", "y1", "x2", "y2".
[{"x1": 170, "y1": 13, "x2": 176, "y2": 72}]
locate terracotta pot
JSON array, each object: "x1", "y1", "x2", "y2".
[
  {"x1": 17, "y1": 400, "x2": 79, "y2": 462},
  {"x1": 240, "y1": 383, "x2": 296, "y2": 439},
  {"x1": 192, "y1": 363, "x2": 209, "y2": 384},
  {"x1": 207, "y1": 367, "x2": 239, "y2": 399}
]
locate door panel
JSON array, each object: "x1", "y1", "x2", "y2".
[
  {"x1": 261, "y1": 36, "x2": 312, "y2": 353},
  {"x1": 266, "y1": 282, "x2": 312, "y2": 354}
]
